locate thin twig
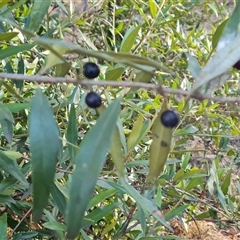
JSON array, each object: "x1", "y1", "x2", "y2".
[
  {"x1": 186, "y1": 211, "x2": 202, "y2": 239},
  {"x1": 188, "y1": 218, "x2": 240, "y2": 223},
  {"x1": 0, "y1": 73, "x2": 240, "y2": 103},
  {"x1": 167, "y1": 183, "x2": 229, "y2": 219},
  {"x1": 113, "y1": 206, "x2": 138, "y2": 240},
  {"x1": 56, "y1": 168, "x2": 73, "y2": 174},
  {"x1": 10, "y1": 207, "x2": 32, "y2": 238}
]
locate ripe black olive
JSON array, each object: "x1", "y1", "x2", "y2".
[
  {"x1": 83, "y1": 62, "x2": 100, "y2": 79},
  {"x1": 85, "y1": 92, "x2": 102, "y2": 108},
  {"x1": 160, "y1": 110, "x2": 179, "y2": 128},
  {"x1": 233, "y1": 60, "x2": 240, "y2": 70}
]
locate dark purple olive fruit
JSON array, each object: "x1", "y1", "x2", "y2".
[
  {"x1": 83, "y1": 62, "x2": 100, "y2": 79},
  {"x1": 233, "y1": 60, "x2": 240, "y2": 70},
  {"x1": 85, "y1": 92, "x2": 102, "y2": 108},
  {"x1": 160, "y1": 110, "x2": 179, "y2": 128}
]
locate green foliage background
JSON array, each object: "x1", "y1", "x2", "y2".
[{"x1": 0, "y1": 0, "x2": 239, "y2": 239}]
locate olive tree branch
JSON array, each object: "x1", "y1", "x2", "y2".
[{"x1": 0, "y1": 72, "x2": 239, "y2": 103}]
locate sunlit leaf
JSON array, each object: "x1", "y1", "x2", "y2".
[
  {"x1": 216, "y1": 185, "x2": 229, "y2": 214},
  {"x1": 105, "y1": 67, "x2": 125, "y2": 80},
  {"x1": 221, "y1": 170, "x2": 231, "y2": 195},
  {"x1": 191, "y1": 2, "x2": 240, "y2": 93},
  {"x1": 98, "y1": 105, "x2": 125, "y2": 177},
  {"x1": 190, "y1": 34, "x2": 240, "y2": 93},
  {"x1": 186, "y1": 177, "x2": 204, "y2": 191},
  {"x1": 85, "y1": 202, "x2": 120, "y2": 225},
  {"x1": 0, "y1": 32, "x2": 18, "y2": 41},
  {"x1": 165, "y1": 205, "x2": 189, "y2": 221},
  {"x1": 55, "y1": 62, "x2": 72, "y2": 77},
  {"x1": 25, "y1": 0, "x2": 51, "y2": 33},
  {"x1": 133, "y1": 70, "x2": 153, "y2": 83},
  {"x1": 88, "y1": 189, "x2": 117, "y2": 209},
  {"x1": 43, "y1": 221, "x2": 66, "y2": 231},
  {"x1": 127, "y1": 115, "x2": 150, "y2": 152},
  {"x1": 217, "y1": 2, "x2": 240, "y2": 51},
  {"x1": 140, "y1": 237, "x2": 186, "y2": 240},
  {"x1": 212, "y1": 18, "x2": 228, "y2": 50},
  {"x1": 40, "y1": 45, "x2": 69, "y2": 74},
  {"x1": 120, "y1": 25, "x2": 141, "y2": 53},
  {"x1": 32, "y1": 37, "x2": 162, "y2": 74},
  {"x1": 147, "y1": 100, "x2": 173, "y2": 183},
  {"x1": 0, "y1": 44, "x2": 35, "y2": 60},
  {"x1": 149, "y1": 0, "x2": 158, "y2": 19}
]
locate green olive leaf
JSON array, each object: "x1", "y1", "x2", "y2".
[
  {"x1": 97, "y1": 105, "x2": 125, "y2": 177},
  {"x1": 127, "y1": 115, "x2": 150, "y2": 153},
  {"x1": 0, "y1": 103, "x2": 14, "y2": 144},
  {"x1": 147, "y1": 100, "x2": 173, "y2": 184},
  {"x1": 29, "y1": 89, "x2": 61, "y2": 222},
  {"x1": 120, "y1": 25, "x2": 141, "y2": 53},
  {"x1": 66, "y1": 98, "x2": 121, "y2": 239}
]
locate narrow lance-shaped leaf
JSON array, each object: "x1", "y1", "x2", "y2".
[
  {"x1": 5, "y1": 102, "x2": 31, "y2": 113},
  {"x1": 87, "y1": 189, "x2": 118, "y2": 210},
  {"x1": 50, "y1": 182, "x2": 67, "y2": 217},
  {"x1": 40, "y1": 45, "x2": 68, "y2": 74},
  {"x1": 3, "y1": 60, "x2": 23, "y2": 92},
  {"x1": 190, "y1": 34, "x2": 240, "y2": 94},
  {"x1": 0, "y1": 151, "x2": 28, "y2": 187},
  {"x1": 221, "y1": 169, "x2": 231, "y2": 195},
  {"x1": 127, "y1": 115, "x2": 150, "y2": 153},
  {"x1": 97, "y1": 105, "x2": 125, "y2": 177},
  {"x1": 15, "y1": 54, "x2": 24, "y2": 90},
  {"x1": 190, "y1": 2, "x2": 240, "y2": 94},
  {"x1": 29, "y1": 89, "x2": 61, "y2": 222},
  {"x1": 147, "y1": 100, "x2": 173, "y2": 183},
  {"x1": 66, "y1": 98, "x2": 122, "y2": 239},
  {"x1": 0, "y1": 213, "x2": 7, "y2": 240},
  {"x1": 25, "y1": 0, "x2": 51, "y2": 33},
  {"x1": 31, "y1": 37, "x2": 163, "y2": 73},
  {"x1": 217, "y1": 2, "x2": 240, "y2": 51},
  {"x1": 55, "y1": 62, "x2": 72, "y2": 77},
  {"x1": 165, "y1": 205, "x2": 190, "y2": 222},
  {"x1": 212, "y1": 19, "x2": 228, "y2": 50},
  {"x1": 0, "y1": 44, "x2": 35, "y2": 60},
  {"x1": 186, "y1": 53, "x2": 201, "y2": 80},
  {"x1": 133, "y1": 69, "x2": 153, "y2": 83},
  {"x1": 105, "y1": 67, "x2": 125, "y2": 80},
  {"x1": 120, "y1": 25, "x2": 141, "y2": 53},
  {"x1": 149, "y1": 0, "x2": 158, "y2": 19},
  {"x1": 0, "y1": 103, "x2": 14, "y2": 144},
  {"x1": 109, "y1": 128, "x2": 125, "y2": 177},
  {"x1": 0, "y1": 32, "x2": 18, "y2": 41},
  {"x1": 120, "y1": 177, "x2": 173, "y2": 231},
  {"x1": 66, "y1": 104, "x2": 78, "y2": 161}
]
